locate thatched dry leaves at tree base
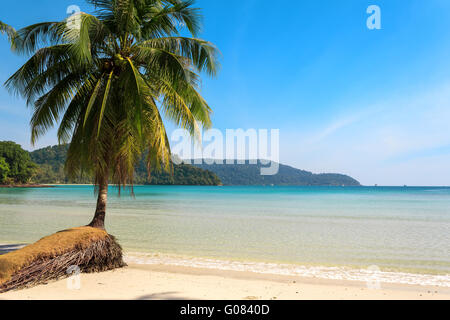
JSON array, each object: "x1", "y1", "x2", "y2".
[{"x1": 0, "y1": 227, "x2": 126, "y2": 293}]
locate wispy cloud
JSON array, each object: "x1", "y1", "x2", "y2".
[
  {"x1": 306, "y1": 114, "x2": 365, "y2": 145},
  {"x1": 283, "y1": 83, "x2": 450, "y2": 186}
]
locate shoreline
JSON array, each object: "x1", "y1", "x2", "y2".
[
  {"x1": 1, "y1": 245, "x2": 449, "y2": 299},
  {"x1": 124, "y1": 252, "x2": 450, "y2": 288},
  {"x1": 0, "y1": 184, "x2": 54, "y2": 188},
  {"x1": 2, "y1": 245, "x2": 449, "y2": 289},
  {"x1": 1, "y1": 263, "x2": 449, "y2": 300}
]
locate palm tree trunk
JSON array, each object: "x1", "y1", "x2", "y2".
[{"x1": 88, "y1": 179, "x2": 108, "y2": 229}]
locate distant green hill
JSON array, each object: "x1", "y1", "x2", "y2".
[
  {"x1": 30, "y1": 145, "x2": 221, "y2": 186},
  {"x1": 28, "y1": 145, "x2": 360, "y2": 186},
  {"x1": 193, "y1": 160, "x2": 361, "y2": 186}
]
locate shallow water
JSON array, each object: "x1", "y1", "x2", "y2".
[{"x1": 0, "y1": 186, "x2": 449, "y2": 285}]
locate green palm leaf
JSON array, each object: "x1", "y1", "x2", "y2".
[
  {"x1": 0, "y1": 21, "x2": 16, "y2": 44},
  {"x1": 97, "y1": 71, "x2": 113, "y2": 136}
]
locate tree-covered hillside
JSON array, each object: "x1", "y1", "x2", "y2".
[
  {"x1": 30, "y1": 145, "x2": 222, "y2": 186},
  {"x1": 1, "y1": 142, "x2": 360, "y2": 187},
  {"x1": 193, "y1": 161, "x2": 361, "y2": 186},
  {"x1": 0, "y1": 141, "x2": 37, "y2": 184}
]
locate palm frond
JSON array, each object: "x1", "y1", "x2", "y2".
[
  {"x1": 0, "y1": 21, "x2": 16, "y2": 45},
  {"x1": 12, "y1": 22, "x2": 65, "y2": 55},
  {"x1": 138, "y1": 36, "x2": 220, "y2": 76}
]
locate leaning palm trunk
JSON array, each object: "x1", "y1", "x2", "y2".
[{"x1": 89, "y1": 179, "x2": 108, "y2": 229}]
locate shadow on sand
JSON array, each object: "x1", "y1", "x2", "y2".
[
  {"x1": 136, "y1": 291, "x2": 191, "y2": 300},
  {"x1": 0, "y1": 244, "x2": 26, "y2": 255}
]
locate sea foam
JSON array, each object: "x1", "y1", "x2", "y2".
[{"x1": 124, "y1": 252, "x2": 450, "y2": 288}]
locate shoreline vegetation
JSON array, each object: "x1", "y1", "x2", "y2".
[
  {"x1": 0, "y1": 184, "x2": 54, "y2": 188},
  {"x1": 1, "y1": 142, "x2": 361, "y2": 187},
  {"x1": 32, "y1": 144, "x2": 360, "y2": 186},
  {"x1": 1, "y1": 142, "x2": 223, "y2": 187}
]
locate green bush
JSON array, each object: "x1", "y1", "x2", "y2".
[
  {"x1": 0, "y1": 141, "x2": 37, "y2": 185},
  {"x1": 0, "y1": 156, "x2": 10, "y2": 184}
]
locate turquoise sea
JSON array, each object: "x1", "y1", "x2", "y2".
[{"x1": 0, "y1": 186, "x2": 449, "y2": 286}]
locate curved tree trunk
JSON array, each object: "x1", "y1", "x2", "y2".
[{"x1": 88, "y1": 179, "x2": 108, "y2": 229}]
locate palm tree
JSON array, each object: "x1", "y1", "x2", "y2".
[
  {"x1": 5, "y1": 0, "x2": 219, "y2": 229},
  {"x1": 0, "y1": 21, "x2": 16, "y2": 43}
]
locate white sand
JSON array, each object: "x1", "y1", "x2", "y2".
[{"x1": 1, "y1": 264, "x2": 449, "y2": 300}]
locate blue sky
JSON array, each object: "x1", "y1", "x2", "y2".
[{"x1": 1, "y1": 0, "x2": 450, "y2": 185}]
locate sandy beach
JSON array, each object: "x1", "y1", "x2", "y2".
[{"x1": 1, "y1": 264, "x2": 449, "y2": 300}]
